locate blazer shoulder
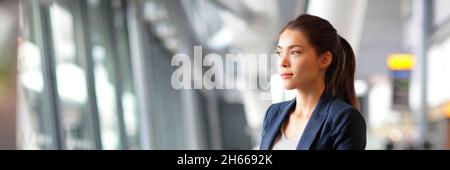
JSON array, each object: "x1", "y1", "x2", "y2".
[
  {"x1": 262, "y1": 100, "x2": 293, "y2": 129},
  {"x1": 327, "y1": 98, "x2": 363, "y2": 121},
  {"x1": 328, "y1": 98, "x2": 353, "y2": 113},
  {"x1": 263, "y1": 100, "x2": 291, "y2": 120},
  {"x1": 326, "y1": 98, "x2": 365, "y2": 129}
]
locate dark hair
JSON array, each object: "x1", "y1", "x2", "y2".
[{"x1": 281, "y1": 14, "x2": 360, "y2": 110}]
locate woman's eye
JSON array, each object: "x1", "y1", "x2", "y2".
[{"x1": 291, "y1": 51, "x2": 301, "y2": 55}]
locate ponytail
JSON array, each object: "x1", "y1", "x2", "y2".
[{"x1": 325, "y1": 35, "x2": 360, "y2": 111}]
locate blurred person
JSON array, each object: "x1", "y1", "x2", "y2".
[{"x1": 260, "y1": 14, "x2": 366, "y2": 150}]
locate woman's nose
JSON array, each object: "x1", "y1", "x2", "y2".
[{"x1": 280, "y1": 54, "x2": 289, "y2": 68}]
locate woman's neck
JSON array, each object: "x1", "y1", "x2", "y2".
[{"x1": 294, "y1": 81, "x2": 325, "y2": 118}]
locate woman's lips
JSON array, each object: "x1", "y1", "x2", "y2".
[{"x1": 280, "y1": 73, "x2": 294, "y2": 79}]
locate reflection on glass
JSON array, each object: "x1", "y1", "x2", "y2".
[
  {"x1": 17, "y1": 40, "x2": 51, "y2": 149},
  {"x1": 17, "y1": 1, "x2": 53, "y2": 149},
  {"x1": 87, "y1": 0, "x2": 121, "y2": 149},
  {"x1": 147, "y1": 32, "x2": 185, "y2": 149},
  {"x1": 18, "y1": 0, "x2": 140, "y2": 150},
  {"x1": 110, "y1": 0, "x2": 140, "y2": 149},
  {"x1": 50, "y1": 2, "x2": 94, "y2": 149}
]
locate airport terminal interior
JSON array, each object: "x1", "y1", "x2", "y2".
[{"x1": 1, "y1": 0, "x2": 450, "y2": 150}]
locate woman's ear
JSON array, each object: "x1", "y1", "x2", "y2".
[{"x1": 319, "y1": 52, "x2": 332, "y2": 69}]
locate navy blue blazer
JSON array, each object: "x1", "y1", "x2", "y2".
[{"x1": 260, "y1": 91, "x2": 366, "y2": 150}]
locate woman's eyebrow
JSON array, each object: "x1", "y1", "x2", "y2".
[{"x1": 277, "y1": 45, "x2": 303, "y2": 49}]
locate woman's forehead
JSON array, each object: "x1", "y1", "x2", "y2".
[{"x1": 278, "y1": 29, "x2": 310, "y2": 48}]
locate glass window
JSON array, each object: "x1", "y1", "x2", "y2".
[
  {"x1": 17, "y1": 0, "x2": 54, "y2": 149},
  {"x1": 85, "y1": 0, "x2": 141, "y2": 149},
  {"x1": 146, "y1": 28, "x2": 185, "y2": 149},
  {"x1": 49, "y1": 0, "x2": 95, "y2": 149},
  {"x1": 85, "y1": 0, "x2": 122, "y2": 150},
  {"x1": 19, "y1": 0, "x2": 141, "y2": 150},
  {"x1": 109, "y1": 0, "x2": 141, "y2": 149}
]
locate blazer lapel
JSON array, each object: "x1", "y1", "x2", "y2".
[
  {"x1": 260, "y1": 99, "x2": 296, "y2": 150},
  {"x1": 296, "y1": 91, "x2": 333, "y2": 150}
]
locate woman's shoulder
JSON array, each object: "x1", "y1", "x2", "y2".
[
  {"x1": 263, "y1": 100, "x2": 294, "y2": 123},
  {"x1": 327, "y1": 97, "x2": 364, "y2": 124},
  {"x1": 265, "y1": 99, "x2": 294, "y2": 115},
  {"x1": 328, "y1": 97, "x2": 354, "y2": 113}
]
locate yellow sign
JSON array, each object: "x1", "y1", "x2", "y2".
[
  {"x1": 445, "y1": 102, "x2": 450, "y2": 118},
  {"x1": 387, "y1": 54, "x2": 414, "y2": 70}
]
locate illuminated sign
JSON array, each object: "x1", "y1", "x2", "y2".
[
  {"x1": 387, "y1": 53, "x2": 414, "y2": 111},
  {"x1": 387, "y1": 54, "x2": 414, "y2": 71}
]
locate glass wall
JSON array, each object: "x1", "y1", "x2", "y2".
[
  {"x1": 145, "y1": 23, "x2": 186, "y2": 149},
  {"x1": 18, "y1": 0, "x2": 58, "y2": 149},
  {"x1": 49, "y1": 0, "x2": 95, "y2": 150},
  {"x1": 18, "y1": 0, "x2": 140, "y2": 149}
]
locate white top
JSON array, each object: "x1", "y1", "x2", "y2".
[{"x1": 271, "y1": 123, "x2": 303, "y2": 150}]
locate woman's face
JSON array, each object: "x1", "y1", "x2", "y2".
[{"x1": 277, "y1": 29, "x2": 330, "y2": 90}]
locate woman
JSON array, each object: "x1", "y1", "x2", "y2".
[{"x1": 260, "y1": 14, "x2": 366, "y2": 150}]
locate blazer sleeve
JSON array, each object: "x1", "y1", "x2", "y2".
[{"x1": 332, "y1": 108, "x2": 367, "y2": 150}]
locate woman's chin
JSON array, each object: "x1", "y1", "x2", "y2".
[{"x1": 282, "y1": 84, "x2": 297, "y2": 90}]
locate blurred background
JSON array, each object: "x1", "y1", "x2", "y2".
[{"x1": 1, "y1": 0, "x2": 450, "y2": 150}]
